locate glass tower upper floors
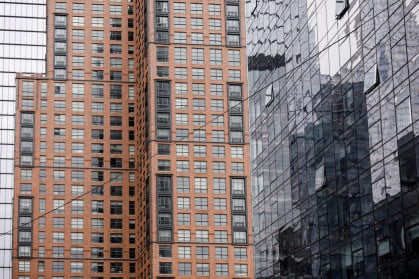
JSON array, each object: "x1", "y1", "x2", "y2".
[
  {"x1": 0, "y1": 1, "x2": 46, "y2": 278},
  {"x1": 247, "y1": 0, "x2": 419, "y2": 278}
]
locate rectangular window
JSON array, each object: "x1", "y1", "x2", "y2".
[
  {"x1": 177, "y1": 177, "x2": 190, "y2": 193},
  {"x1": 211, "y1": 69, "x2": 223, "y2": 80},
  {"x1": 228, "y1": 50, "x2": 241, "y2": 66},
  {"x1": 192, "y1": 68, "x2": 204, "y2": 80},
  {"x1": 214, "y1": 214, "x2": 227, "y2": 226},
  {"x1": 178, "y1": 246, "x2": 191, "y2": 259},
  {"x1": 194, "y1": 145, "x2": 206, "y2": 157},
  {"x1": 197, "y1": 263, "x2": 210, "y2": 276},
  {"x1": 92, "y1": 17, "x2": 104, "y2": 27},
  {"x1": 176, "y1": 145, "x2": 189, "y2": 156},
  {"x1": 209, "y1": 4, "x2": 221, "y2": 15},
  {"x1": 177, "y1": 213, "x2": 191, "y2": 225},
  {"x1": 191, "y1": 18, "x2": 203, "y2": 29},
  {"x1": 210, "y1": 49, "x2": 222, "y2": 65},
  {"x1": 174, "y1": 17, "x2": 186, "y2": 28},
  {"x1": 195, "y1": 197, "x2": 208, "y2": 210},
  {"x1": 178, "y1": 230, "x2": 191, "y2": 242},
  {"x1": 229, "y1": 69, "x2": 241, "y2": 80},
  {"x1": 193, "y1": 130, "x2": 206, "y2": 142},
  {"x1": 174, "y1": 47, "x2": 187, "y2": 64},
  {"x1": 175, "y1": 82, "x2": 188, "y2": 94},
  {"x1": 196, "y1": 246, "x2": 209, "y2": 259},
  {"x1": 190, "y1": 3, "x2": 203, "y2": 14},
  {"x1": 156, "y1": 47, "x2": 169, "y2": 62},
  {"x1": 175, "y1": 68, "x2": 187, "y2": 79},
  {"x1": 191, "y1": 33, "x2": 204, "y2": 44},
  {"x1": 209, "y1": 33, "x2": 222, "y2": 45},
  {"x1": 191, "y1": 48, "x2": 204, "y2": 64},
  {"x1": 215, "y1": 247, "x2": 228, "y2": 259},
  {"x1": 175, "y1": 98, "x2": 188, "y2": 109},
  {"x1": 173, "y1": 2, "x2": 186, "y2": 13},
  {"x1": 174, "y1": 32, "x2": 187, "y2": 43},
  {"x1": 214, "y1": 198, "x2": 227, "y2": 210}
]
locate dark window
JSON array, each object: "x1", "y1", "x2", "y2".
[
  {"x1": 129, "y1": 248, "x2": 135, "y2": 259},
  {"x1": 159, "y1": 246, "x2": 172, "y2": 257},
  {"x1": 157, "y1": 176, "x2": 171, "y2": 193},
  {"x1": 129, "y1": 131, "x2": 134, "y2": 140},
  {"x1": 110, "y1": 71, "x2": 122, "y2": 81},
  {"x1": 92, "y1": 171, "x2": 104, "y2": 182},
  {"x1": 128, "y1": 18, "x2": 134, "y2": 28},
  {"x1": 110, "y1": 248, "x2": 123, "y2": 258},
  {"x1": 110, "y1": 233, "x2": 123, "y2": 243},
  {"x1": 159, "y1": 262, "x2": 172, "y2": 274},
  {"x1": 110, "y1": 186, "x2": 123, "y2": 196},
  {"x1": 110, "y1": 144, "x2": 123, "y2": 154},
  {"x1": 110, "y1": 116, "x2": 122, "y2": 126},
  {"x1": 157, "y1": 197, "x2": 171, "y2": 210},
  {"x1": 110, "y1": 201, "x2": 123, "y2": 214},
  {"x1": 92, "y1": 129, "x2": 104, "y2": 139},
  {"x1": 110, "y1": 45, "x2": 122, "y2": 54},
  {"x1": 110, "y1": 262, "x2": 123, "y2": 273},
  {"x1": 92, "y1": 186, "x2": 104, "y2": 196},
  {"x1": 156, "y1": 47, "x2": 169, "y2": 62},
  {"x1": 129, "y1": 201, "x2": 135, "y2": 215},
  {"x1": 92, "y1": 157, "x2": 104, "y2": 167},
  {"x1": 110, "y1": 219, "x2": 123, "y2": 229},
  {"x1": 110, "y1": 130, "x2": 122, "y2": 140},
  {"x1": 158, "y1": 144, "x2": 170, "y2": 155},
  {"x1": 110, "y1": 31, "x2": 122, "y2": 40}
]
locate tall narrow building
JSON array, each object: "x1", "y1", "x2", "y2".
[
  {"x1": 137, "y1": 0, "x2": 254, "y2": 277},
  {"x1": 13, "y1": 0, "x2": 138, "y2": 277},
  {"x1": 13, "y1": 0, "x2": 253, "y2": 278},
  {"x1": 0, "y1": 1, "x2": 47, "y2": 278}
]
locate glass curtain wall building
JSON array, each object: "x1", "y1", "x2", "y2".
[
  {"x1": 0, "y1": 1, "x2": 46, "y2": 278},
  {"x1": 247, "y1": 0, "x2": 419, "y2": 278}
]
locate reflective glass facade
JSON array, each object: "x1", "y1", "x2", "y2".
[
  {"x1": 0, "y1": 1, "x2": 46, "y2": 278},
  {"x1": 247, "y1": 0, "x2": 419, "y2": 277}
]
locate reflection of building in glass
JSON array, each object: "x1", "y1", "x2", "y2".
[
  {"x1": 247, "y1": 0, "x2": 419, "y2": 277},
  {"x1": 0, "y1": 1, "x2": 46, "y2": 278}
]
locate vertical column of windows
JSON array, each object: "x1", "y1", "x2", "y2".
[
  {"x1": 225, "y1": 0, "x2": 241, "y2": 46},
  {"x1": 156, "y1": 175, "x2": 173, "y2": 243},
  {"x1": 17, "y1": 198, "x2": 33, "y2": 258},
  {"x1": 231, "y1": 177, "x2": 247, "y2": 244},
  {"x1": 155, "y1": 0, "x2": 169, "y2": 43},
  {"x1": 20, "y1": 112, "x2": 34, "y2": 167},
  {"x1": 155, "y1": 81, "x2": 171, "y2": 141},
  {"x1": 53, "y1": 14, "x2": 67, "y2": 79},
  {"x1": 228, "y1": 84, "x2": 244, "y2": 143}
]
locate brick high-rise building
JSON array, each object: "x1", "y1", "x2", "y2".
[
  {"x1": 136, "y1": 0, "x2": 254, "y2": 277},
  {"x1": 13, "y1": 0, "x2": 253, "y2": 278},
  {"x1": 13, "y1": 0, "x2": 138, "y2": 277}
]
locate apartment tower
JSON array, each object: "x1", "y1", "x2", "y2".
[
  {"x1": 13, "y1": 0, "x2": 138, "y2": 278},
  {"x1": 13, "y1": 0, "x2": 253, "y2": 278},
  {"x1": 136, "y1": 0, "x2": 254, "y2": 276}
]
